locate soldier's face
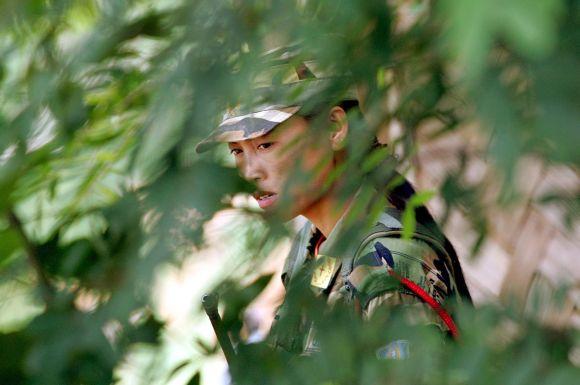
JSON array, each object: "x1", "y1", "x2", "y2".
[{"x1": 228, "y1": 115, "x2": 336, "y2": 219}]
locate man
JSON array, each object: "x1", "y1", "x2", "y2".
[{"x1": 196, "y1": 57, "x2": 472, "y2": 359}]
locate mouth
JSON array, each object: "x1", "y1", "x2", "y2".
[{"x1": 253, "y1": 190, "x2": 279, "y2": 209}]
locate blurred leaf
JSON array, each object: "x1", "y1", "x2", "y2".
[
  {"x1": 194, "y1": 337, "x2": 218, "y2": 356},
  {"x1": 24, "y1": 305, "x2": 117, "y2": 385},
  {"x1": 123, "y1": 313, "x2": 163, "y2": 345},
  {"x1": 0, "y1": 227, "x2": 22, "y2": 267},
  {"x1": 402, "y1": 190, "x2": 435, "y2": 240},
  {"x1": 186, "y1": 372, "x2": 200, "y2": 385},
  {"x1": 438, "y1": 0, "x2": 564, "y2": 81},
  {"x1": 48, "y1": 79, "x2": 89, "y2": 136},
  {"x1": 538, "y1": 189, "x2": 580, "y2": 229},
  {"x1": 0, "y1": 331, "x2": 32, "y2": 385},
  {"x1": 220, "y1": 274, "x2": 273, "y2": 339},
  {"x1": 0, "y1": 0, "x2": 577, "y2": 383},
  {"x1": 500, "y1": 0, "x2": 563, "y2": 58}
]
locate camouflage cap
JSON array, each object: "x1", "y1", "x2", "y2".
[
  {"x1": 195, "y1": 47, "x2": 358, "y2": 153},
  {"x1": 194, "y1": 104, "x2": 301, "y2": 153}
]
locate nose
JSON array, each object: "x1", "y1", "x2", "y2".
[{"x1": 240, "y1": 153, "x2": 265, "y2": 182}]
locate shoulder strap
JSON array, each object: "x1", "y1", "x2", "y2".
[
  {"x1": 383, "y1": 175, "x2": 473, "y2": 303},
  {"x1": 340, "y1": 208, "x2": 405, "y2": 290},
  {"x1": 340, "y1": 208, "x2": 451, "y2": 287}
]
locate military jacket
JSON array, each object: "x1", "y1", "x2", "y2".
[{"x1": 271, "y1": 184, "x2": 466, "y2": 357}]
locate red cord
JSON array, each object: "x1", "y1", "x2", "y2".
[
  {"x1": 316, "y1": 234, "x2": 459, "y2": 339},
  {"x1": 390, "y1": 271, "x2": 460, "y2": 340},
  {"x1": 314, "y1": 235, "x2": 326, "y2": 257}
]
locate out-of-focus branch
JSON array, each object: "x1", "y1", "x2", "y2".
[{"x1": 7, "y1": 209, "x2": 55, "y2": 304}]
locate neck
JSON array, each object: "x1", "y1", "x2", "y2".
[{"x1": 300, "y1": 179, "x2": 355, "y2": 238}]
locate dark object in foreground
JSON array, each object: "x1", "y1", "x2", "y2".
[{"x1": 202, "y1": 293, "x2": 237, "y2": 367}]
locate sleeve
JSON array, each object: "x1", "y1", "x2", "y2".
[{"x1": 346, "y1": 236, "x2": 457, "y2": 333}]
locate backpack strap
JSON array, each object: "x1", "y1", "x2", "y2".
[
  {"x1": 340, "y1": 208, "x2": 458, "y2": 303},
  {"x1": 341, "y1": 208, "x2": 462, "y2": 338},
  {"x1": 340, "y1": 208, "x2": 404, "y2": 288}
]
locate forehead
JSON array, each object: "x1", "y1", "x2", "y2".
[{"x1": 227, "y1": 115, "x2": 308, "y2": 145}]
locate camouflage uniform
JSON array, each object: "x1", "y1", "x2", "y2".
[{"x1": 270, "y1": 184, "x2": 470, "y2": 357}]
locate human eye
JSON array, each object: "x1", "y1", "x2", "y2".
[
  {"x1": 230, "y1": 148, "x2": 242, "y2": 155},
  {"x1": 257, "y1": 142, "x2": 275, "y2": 151}
]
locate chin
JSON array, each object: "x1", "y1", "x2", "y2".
[
  {"x1": 261, "y1": 205, "x2": 296, "y2": 223},
  {"x1": 260, "y1": 197, "x2": 301, "y2": 222}
]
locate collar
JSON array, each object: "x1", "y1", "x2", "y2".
[
  {"x1": 308, "y1": 183, "x2": 379, "y2": 290},
  {"x1": 317, "y1": 183, "x2": 377, "y2": 258}
]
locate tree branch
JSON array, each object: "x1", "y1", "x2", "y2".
[{"x1": 7, "y1": 209, "x2": 55, "y2": 304}]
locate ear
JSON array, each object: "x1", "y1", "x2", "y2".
[{"x1": 328, "y1": 106, "x2": 348, "y2": 151}]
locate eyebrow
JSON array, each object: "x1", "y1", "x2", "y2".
[
  {"x1": 257, "y1": 134, "x2": 274, "y2": 141},
  {"x1": 258, "y1": 128, "x2": 279, "y2": 141},
  {"x1": 229, "y1": 131, "x2": 276, "y2": 146}
]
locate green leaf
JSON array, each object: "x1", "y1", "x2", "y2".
[
  {"x1": 186, "y1": 372, "x2": 200, "y2": 385},
  {"x1": 0, "y1": 227, "x2": 22, "y2": 267},
  {"x1": 401, "y1": 190, "x2": 435, "y2": 240},
  {"x1": 0, "y1": 331, "x2": 32, "y2": 385},
  {"x1": 438, "y1": 0, "x2": 494, "y2": 81},
  {"x1": 500, "y1": 0, "x2": 563, "y2": 58}
]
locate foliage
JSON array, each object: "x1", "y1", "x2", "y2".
[{"x1": 0, "y1": 0, "x2": 578, "y2": 384}]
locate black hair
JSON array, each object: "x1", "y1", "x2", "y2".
[
  {"x1": 337, "y1": 99, "x2": 359, "y2": 114},
  {"x1": 299, "y1": 99, "x2": 360, "y2": 121}
]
